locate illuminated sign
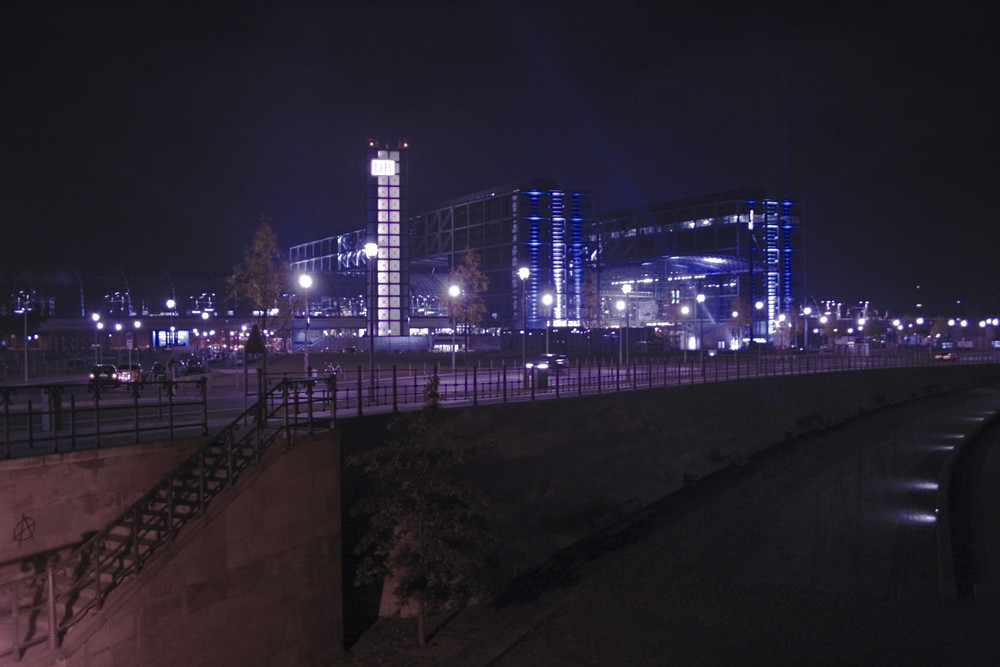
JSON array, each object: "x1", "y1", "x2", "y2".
[{"x1": 370, "y1": 159, "x2": 396, "y2": 176}]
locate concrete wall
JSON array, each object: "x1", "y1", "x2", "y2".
[
  {"x1": 1, "y1": 438, "x2": 206, "y2": 581},
  {"x1": 338, "y1": 363, "x2": 1000, "y2": 592},
  {"x1": 57, "y1": 431, "x2": 342, "y2": 666}
]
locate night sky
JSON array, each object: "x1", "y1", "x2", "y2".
[{"x1": 3, "y1": 1, "x2": 998, "y2": 314}]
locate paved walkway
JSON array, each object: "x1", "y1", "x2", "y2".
[{"x1": 332, "y1": 384, "x2": 1000, "y2": 666}]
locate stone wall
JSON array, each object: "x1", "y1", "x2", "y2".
[
  {"x1": 0, "y1": 438, "x2": 206, "y2": 581},
  {"x1": 338, "y1": 363, "x2": 1000, "y2": 589},
  {"x1": 57, "y1": 431, "x2": 342, "y2": 666}
]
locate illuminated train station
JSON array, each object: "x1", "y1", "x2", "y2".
[
  {"x1": 289, "y1": 140, "x2": 804, "y2": 352},
  {"x1": 1, "y1": 141, "x2": 803, "y2": 367}
]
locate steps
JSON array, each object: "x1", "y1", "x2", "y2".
[{"x1": 0, "y1": 380, "x2": 307, "y2": 665}]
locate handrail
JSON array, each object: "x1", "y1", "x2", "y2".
[{"x1": 0, "y1": 377, "x2": 319, "y2": 663}]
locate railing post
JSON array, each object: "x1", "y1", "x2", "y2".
[
  {"x1": 198, "y1": 451, "x2": 207, "y2": 513},
  {"x1": 131, "y1": 506, "x2": 141, "y2": 572},
  {"x1": 283, "y1": 381, "x2": 291, "y2": 445},
  {"x1": 200, "y1": 377, "x2": 209, "y2": 435},
  {"x1": 502, "y1": 364, "x2": 508, "y2": 403},
  {"x1": 306, "y1": 379, "x2": 315, "y2": 435},
  {"x1": 330, "y1": 373, "x2": 338, "y2": 428},
  {"x1": 70, "y1": 393, "x2": 77, "y2": 449},
  {"x1": 28, "y1": 399, "x2": 35, "y2": 450},
  {"x1": 167, "y1": 381, "x2": 176, "y2": 439},
  {"x1": 473, "y1": 366, "x2": 479, "y2": 406},
  {"x1": 597, "y1": 362, "x2": 602, "y2": 394},
  {"x1": 357, "y1": 366, "x2": 363, "y2": 417},
  {"x1": 392, "y1": 365, "x2": 399, "y2": 412}
]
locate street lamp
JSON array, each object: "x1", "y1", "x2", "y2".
[
  {"x1": 680, "y1": 304, "x2": 691, "y2": 362},
  {"x1": 802, "y1": 306, "x2": 811, "y2": 350},
  {"x1": 16, "y1": 305, "x2": 30, "y2": 383},
  {"x1": 518, "y1": 267, "x2": 529, "y2": 371},
  {"x1": 616, "y1": 299, "x2": 626, "y2": 367},
  {"x1": 621, "y1": 284, "x2": 632, "y2": 373},
  {"x1": 364, "y1": 242, "x2": 379, "y2": 399},
  {"x1": 298, "y1": 273, "x2": 313, "y2": 375},
  {"x1": 448, "y1": 283, "x2": 461, "y2": 371},
  {"x1": 696, "y1": 293, "x2": 705, "y2": 377},
  {"x1": 696, "y1": 293, "x2": 705, "y2": 351},
  {"x1": 92, "y1": 313, "x2": 103, "y2": 363},
  {"x1": 542, "y1": 292, "x2": 553, "y2": 354}
]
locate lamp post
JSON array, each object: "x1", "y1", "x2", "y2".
[
  {"x1": 448, "y1": 283, "x2": 460, "y2": 371},
  {"x1": 802, "y1": 306, "x2": 811, "y2": 350},
  {"x1": 17, "y1": 306, "x2": 29, "y2": 383},
  {"x1": 92, "y1": 313, "x2": 101, "y2": 363},
  {"x1": 621, "y1": 284, "x2": 632, "y2": 373},
  {"x1": 542, "y1": 292, "x2": 553, "y2": 354},
  {"x1": 518, "y1": 267, "x2": 529, "y2": 371},
  {"x1": 298, "y1": 273, "x2": 313, "y2": 375},
  {"x1": 696, "y1": 293, "x2": 706, "y2": 378},
  {"x1": 680, "y1": 304, "x2": 691, "y2": 363},
  {"x1": 616, "y1": 299, "x2": 625, "y2": 367},
  {"x1": 364, "y1": 242, "x2": 378, "y2": 399},
  {"x1": 696, "y1": 293, "x2": 705, "y2": 350}
]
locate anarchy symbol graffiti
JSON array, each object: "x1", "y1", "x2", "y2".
[{"x1": 13, "y1": 514, "x2": 36, "y2": 545}]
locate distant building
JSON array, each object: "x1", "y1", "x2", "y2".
[{"x1": 290, "y1": 164, "x2": 803, "y2": 349}]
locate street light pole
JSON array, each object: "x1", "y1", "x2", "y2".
[
  {"x1": 542, "y1": 292, "x2": 553, "y2": 354},
  {"x1": 697, "y1": 293, "x2": 706, "y2": 378},
  {"x1": 621, "y1": 283, "x2": 632, "y2": 374},
  {"x1": 21, "y1": 308, "x2": 28, "y2": 383},
  {"x1": 518, "y1": 267, "x2": 529, "y2": 371},
  {"x1": 448, "y1": 283, "x2": 460, "y2": 372},
  {"x1": 616, "y1": 298, "x2": 625, "y2": 367},
  {"x1": 92, "y1": 313, "x2": 103, "y2": 364},
  {"x1": 802, "y1": 306, "x2": 811, "y2": 350},
  {"x1": 298, "y1": 273, "x2": 313, "y2": 376}
]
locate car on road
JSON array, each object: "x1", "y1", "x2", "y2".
[
  {"x1": 182, "y1": 358, "x2": 207, "y2": 376},
  {"x1": 118, "y1": 363, "x2": 145, "y2": 383},
  {"x1": 88, "y1": 364, "x2": 119, "y2": 387},
  {"x1": 525, "y1": 353, "x2": 569, "y2": 374},
  {"x1": 934, "y1": 351, "x2": 958, "y2": 361}
]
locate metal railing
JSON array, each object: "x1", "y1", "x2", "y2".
[
  {"x1": 0, "y1": 377, "x2": 315, "y2": 663},
  {"x1": 1, "y1": 379, "x2": 209, "y2": 460},
  {"x1": 282, "y1": 348, "x2": 1000, "y2": 420}
]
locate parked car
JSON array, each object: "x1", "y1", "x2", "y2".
[
  {"x1": 524, "y1": 353, "x2": 569, "y2": 374},
  {"x1": 118, "y1": 363, "x2": 145, "y2": 383},
  {"x1": 88, "y1": 364, "x2": 119, "y2": 387},
  {"x1": 182, "y1": 358, "x2": 207, "y2": 376}
]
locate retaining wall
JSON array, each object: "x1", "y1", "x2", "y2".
[{"x1": 339, "y1": 363, "x2": 1000, "y2": 588}]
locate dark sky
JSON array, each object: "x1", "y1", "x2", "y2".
[{"x1": 3, "y1": 1, "x2": 998, "y2": 314}]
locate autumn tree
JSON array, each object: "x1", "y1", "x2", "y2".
[
  {"x1": 447, "y1": 250, "x2": 489, "y2": 361},
  {"x1": 349, "y1": 376, "x2": 494, "y2": 646},
  {"x1": 226, "y1": 215, "x2": 296, "y2": 374},
  {"x1": 579, "y1": 268, "x2": 602, "y2": 358},
  {"x1": 729, "y1": 297, "x2": 753, "y2": 348}
]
